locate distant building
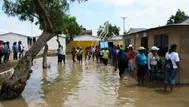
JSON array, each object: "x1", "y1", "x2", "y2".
[
  {"x1": 68, "y1": 34, "x2": 100, "y2": 52},
  {"x1": 122, "y1": 24, "x2": 189, "y2": 84},
  {"x1": 127, "y1": 28, "x2": 147, "y2": 34},
  {"x1": 81, "y1": 28, "x2": 92, "y2": 35},
  {"x1": 35, "y1": 34, "x2": 66, "y2": 51},
  {"x1": 0, "y1": 32, "x2": 35, "y2": 51},
  {"x1": 0, "y1": 32, "x2": 66, "y2": 51}
]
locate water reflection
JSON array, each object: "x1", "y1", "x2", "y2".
[
  {"x1": 0, "y1": 96, "x2": 28, "y2": 107},
  {"x1": 0, "y1": 56, "x2": 189, "y2": 107}
]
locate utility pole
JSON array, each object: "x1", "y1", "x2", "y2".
[
  {"x1": 121, "y1": 17, "x2": 127, "y2": 34},
  {"x1": 31, "y1": 22, "x2": 33, "y2": 46}
]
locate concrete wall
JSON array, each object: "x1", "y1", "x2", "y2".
[
  {"x1": 73, "y1": 35, "x2": 100, "y2": 41},
  {"x1": 67, "y1": 41, "x2": 99, "y2": 52},
  {"x1": 178, "y1": 25, "x2": 189, "y2": 83},
  {"x1": 36, "y1": 36, "x2": 66, "y2": 51},
  {"x1": 111, "y1": 40, "x2": 123, "y2": 46},
  {"x1": 122, "y1": 25, "x2": 189, "y2": 83}
]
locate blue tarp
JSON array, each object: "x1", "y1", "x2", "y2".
[{"x1": 100, "y1": 41, "x2": 108, "y2": 49}]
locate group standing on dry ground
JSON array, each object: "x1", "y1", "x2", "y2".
[{"x1": 0, "y1": 40, "x2": 24, "y2": 64}]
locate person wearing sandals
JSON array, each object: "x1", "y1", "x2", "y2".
[
  {"x1": 148, "y1": 46, "x2": 160, "y2": 84},
  {"x1": 135, "y1": 47, "x2": 147, "y2": 86}
]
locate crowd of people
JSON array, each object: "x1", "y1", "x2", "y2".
[
  {"x1": 0, "y1": 40, "x2": 25, "y2": 64},
  {"x1": 67, "y1": 44, "x2": 180, "y2": 91}
]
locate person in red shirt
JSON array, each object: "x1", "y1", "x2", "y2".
[
  {"x1": 95, "y1": 46, "x2": 100, "y2": 62},
  {"x1": 127, "y1": 44, "x2": 136, "y2": 74}
]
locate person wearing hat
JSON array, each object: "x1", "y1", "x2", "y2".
[
  {"x1": 135, "y1": 46, "x2": 147, "y2": 86},
  {"x1": 127, "y1": 44, "x2": 136, "y2": 74},
  {"x1": 148, "y1": 46, "x2": 160, "y2": 84}
]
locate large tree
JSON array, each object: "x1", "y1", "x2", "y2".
[
  {"x1": 0, "y1": 0, "x2": 86, "y2": 100},
  {"x1": 97, "y1": 23, "x2": 120, "y2": 39},
  {"x1": 167, "y1": 9, "x2": 188, "y2": 25},
  {"x1": 62, "y1": 15, "x2": 82, "y2": 43}
]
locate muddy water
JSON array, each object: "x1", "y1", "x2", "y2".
[{"x1": 0, "y1": 56, "x2": 189, "y2": 107}]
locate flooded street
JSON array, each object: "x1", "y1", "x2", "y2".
[{"x1": 0, "y1": 56, "x2": 189, "y2": 107}]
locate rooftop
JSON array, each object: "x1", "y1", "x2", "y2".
[
  {"x1": 124, "y1": 24, "x2": 189, "y2": 36},
  {"x1": 127, "y1": 28, "x2": 147, "y2": 34},
  {"x1": 0, "y1": 32, "x2": 32, "y2": 38}
]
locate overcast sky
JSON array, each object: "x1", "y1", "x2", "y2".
[{"x1": 0, "y1": 0, "x2": 189, "y2": 36}]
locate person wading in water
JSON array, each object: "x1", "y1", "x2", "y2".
[
  {"x1": 136, "y1": 47, "x2": 147, "y2": 86},
  {"x1": 164, "y1": 44, "x2": 180, "y2": 91},
  {"x1": 103, "y1": 47, "x2": 109, "y2": 66},
  {"x1": 127, "y1": 44, "x2": 136, "y2": 76},
  {"x1": 148, "y1": 46, "x2": 160, "y2": 85},
  {"x1": 117, "y1": 47, "x2": 128, "y2": 80},
  {"x1": 71, "y1": 47, "x2": 76, "y2": 63},
  {"x1": 77, "y1": 47, "x2": 83, "y2": 64}
]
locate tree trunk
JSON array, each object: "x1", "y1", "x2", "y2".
[
  {"x1": 56, "y1": 35, "x2": 61, "y2": 46},
  {"x1": 0, "y1": 32, "x2": 54, "y2": 100},
  {"x1": 0, "y1": 0, "x2": 54, "y2": 100},
  {"x1": 42, "y1": 44, "x2": 49, "y2": 68}
]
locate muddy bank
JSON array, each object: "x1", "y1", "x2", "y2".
[{"x1": 0, "y1": 61, "x2": 18, "y2": 73}]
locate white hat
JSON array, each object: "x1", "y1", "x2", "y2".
[
  {"x1": 127, "y1": 44, "x2": 133, "y2": 48},
  {"x1": 138, "y1": 46, "x2": 146, "y2": 50},
  {"x1": 151, "y1": 46, "x2": 159, "y2": 51}
]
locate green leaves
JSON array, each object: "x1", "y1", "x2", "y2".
[{"x1": 167, "y1": 9, "x2": 188, "y2": 25}]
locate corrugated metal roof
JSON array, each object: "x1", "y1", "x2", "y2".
[
  {"x1": 0, "y1": 32, "x2": 32, "y2": 38},
  {"x1": 125, "y1": 24, "x2": 189, "y2": 36},
  {"x1": 127, "y1": 28, "x2": 147, "y2": 34},
  {"x1": 177, "y1": 16, "x2": 189, "y2": 23}
]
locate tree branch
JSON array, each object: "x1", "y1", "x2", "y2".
[
  {"x1": 33, "y1": 0, "x2": 53, "y2": 32},
  {"x1": 56, "y1": 35, "x2": 61, "y2": 46},
  {"x1": 31, "y1": 13, "x2": 39, "y2": 19}
]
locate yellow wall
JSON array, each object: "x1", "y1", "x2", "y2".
[{"x1": 67, "y1": 41, "x2": 99, "y2": 52}]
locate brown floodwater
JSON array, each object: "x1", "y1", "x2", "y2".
[{"x1": 0, "y1": 56, "x2": 189, "y2": 107}]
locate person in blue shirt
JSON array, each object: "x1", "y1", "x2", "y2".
[
  {"x1": 3, "y1": 42, "x2": 9, "y2": 63},
  {"x1": 12, "y1": 42, "x2": 18, "y2": 60},
  {"x1": 135, "y1": 46, "x2": 148, "y2": 86},
  {"x1": 110, "y1": 45, "x2": 116, "y2": 65},
  {"x1": 117, "y1": 48, "x2": 128, "y2": 80}
]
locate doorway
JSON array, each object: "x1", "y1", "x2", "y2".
[{"x1": 141, "y1": 37, "x2": 148, "y2": 49}]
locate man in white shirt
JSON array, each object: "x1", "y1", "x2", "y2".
[
  {"x1": 164, "y1": 44, "x2": 180, "y2": 91},
  {"x1": 57, "y1": 45, "x2": 66, "y2": 64},
  {"x1": 61, "y1": 46, "x2": 66, "y2": 64}
]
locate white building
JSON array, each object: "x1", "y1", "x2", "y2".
[
  {"x1": 35, "y1": 34, "x2": 66, "y2": 50},
  {"x1": 108, "y1": 36, "x2": 123, "y2": 46},
  {"x1": 0, "y1": 32, "x2": 34, "y2": 51},
  {"x1": 0, "y1": 32, "x2": 66, "y2": 51},
  {"x1": 73, "y1": 34, "x2": 100, "y2": 41}
]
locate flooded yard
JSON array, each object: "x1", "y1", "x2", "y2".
[{"x1": 0, "y1": 56, "x2": 189, "y2": 107}]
